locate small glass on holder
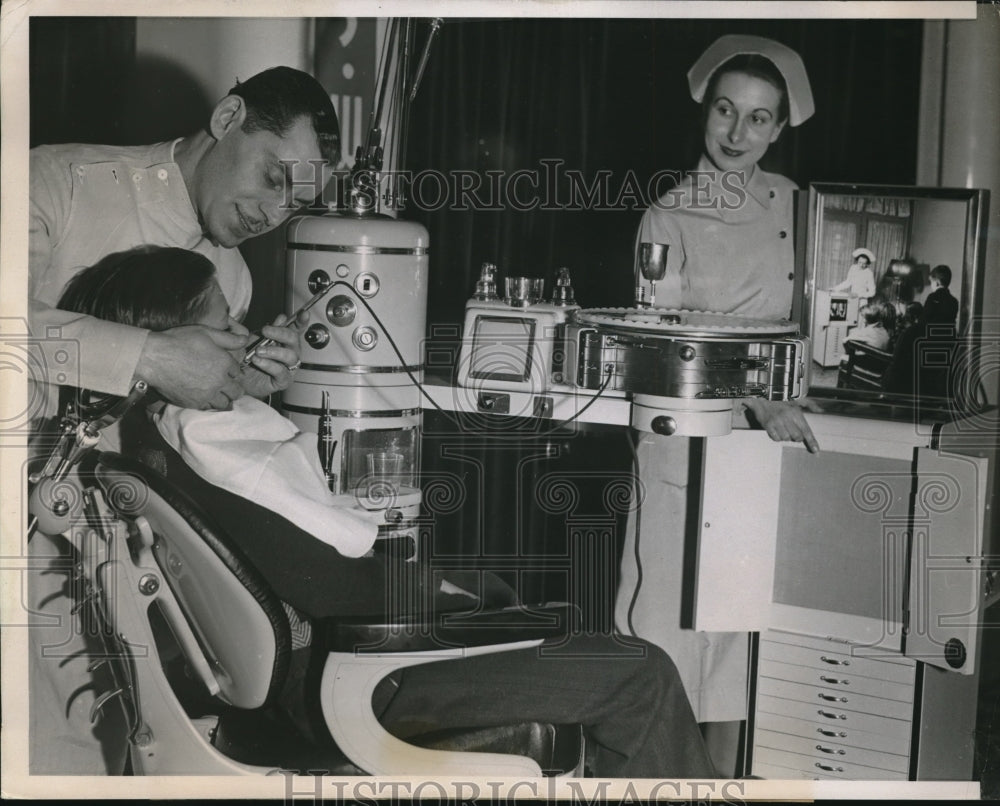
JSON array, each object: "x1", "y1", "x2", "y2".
[
  {"x1": 635, "y1": 242, "x2": 669, "y2": 307},
  {"x1": 505, "y1": 276, "x2": 545, "y2": 308}
]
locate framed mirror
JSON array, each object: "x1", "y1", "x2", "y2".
[{"x1": 799, "y1": 183, "x2": 990, "y2": 413}]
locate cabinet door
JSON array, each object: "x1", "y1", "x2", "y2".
[
  {"x1": 694, "y1": 429, "x2": 782, "y2": 631},
  {"x1": 905, "y1": 448, "x2": 989, "y2": 674},
  {"x1": 694, "y1": 416, "x2": 920, "y2": 646}
]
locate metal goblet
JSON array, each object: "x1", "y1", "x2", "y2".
[{"x1": 638, "y1": 242, "x2": 669, "y2": 306}]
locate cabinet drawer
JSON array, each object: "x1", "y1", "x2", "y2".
[
  {"x1": 752, "y1": 745, "x2": 908, "y2": 781},
  {"x1": 759, "y1": 638, "x2": 916, "y2": 685},
  {"x1": 757, "y1": 676, "x2": 913, "y2": 720},
  {"x1": 753, "y1": 727, "x2": 909, "y2": 774},
  {"x1": 755, "y1": 693, "x2": 912, "y2": 740},
  {"x1": 758, "y1": 658, "x2": 915, "y2": 702},
  {"x1": 754, "y1": 710, "x2": 911, "y2": 756},
  {"x1": 752, "y1": 760, "x2": 832, "y2": 780},
  {"x1": 763, "y1": 630, "x2": 914, "y2": 663}
]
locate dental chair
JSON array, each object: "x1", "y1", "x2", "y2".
[{"x1": 28, "y1": 389, "x2": 585, "y2": 777}]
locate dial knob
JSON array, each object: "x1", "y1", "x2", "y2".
[
  {"x1": 651, "y1": 415, "x2": 677, "y2": 436},
  {"x1": 304, "y1": 324, "x2": 330, "y2": 349}
]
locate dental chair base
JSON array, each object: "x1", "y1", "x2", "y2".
[{"x1": 68, "y1": 452, "x2": 584, "y2": 777}]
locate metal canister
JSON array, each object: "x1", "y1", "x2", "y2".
[{"x1": 280, "y1": 212, "x2": 428, "y2": 508}]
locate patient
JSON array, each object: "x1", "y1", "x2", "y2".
[
  {"x1": 57, "y1": 246, "x2": 718, "y2": 779},
  {"x1": 841, "y1": 298, "x2": 896, "y2": 356},
  {"x1": 59, "y1": 246, "x2": 383, "y2": 558},
  {"x1": 59, "y1": 246, "x2": 498, "y2": 615}
]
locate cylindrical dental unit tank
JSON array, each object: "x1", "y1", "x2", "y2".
[{"x1": 281, "y1": 213, "x2": 428, "y2": 515}]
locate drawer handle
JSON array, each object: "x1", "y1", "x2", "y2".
[
  {"x1": 820, "y1": 675, "x2": 849, "y2": 685},
  {"x1": 817, "y1": 728, "x2": 847, "y2": 738},
  {"x1": 818, "y1": 693, "x2": 848, "y2": 703},
  {"x1": 820, "y1": 655, "x2": 850, "y2": 666},
  {"x1": 816, "y1": 744, "x2": 847, "y2": 755},
  {"x1": 817, "y1": 709, "x2": 847, "y2": 720},
  {"x1": 815, "y1": 762, "x2": 845, "y2": 772}
]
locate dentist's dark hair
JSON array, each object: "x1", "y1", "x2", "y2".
[{"x1": 228, "y1": 66, "x2": 341, "y2": 165}]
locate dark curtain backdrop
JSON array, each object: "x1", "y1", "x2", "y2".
[
  {"x1": 29, "y1": 17, "x2": 923, "y2": 338},
  {"x1": 29, "y1": 17, "x2": 217, "y2": 148},
  {"x1": 404, "y1": 18, "x2": 923, "y2": 336},
  {"x1": 30, "y1": 18, "x2": 138, "y2": 147}
]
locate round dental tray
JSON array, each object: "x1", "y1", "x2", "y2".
[{"x1": 572, "y1": 307, "x2": 800, "y2": 339}]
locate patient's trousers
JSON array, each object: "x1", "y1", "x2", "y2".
[
  {"x1": 133, "y1": 434, "x2": 717, "y2": 779},
  {"x1": 375, "y1": 633, "x2": 717, "y2": 779}
]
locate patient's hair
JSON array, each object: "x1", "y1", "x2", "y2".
[
  {"x1": 58, "y1": 247, "x2": 217, "y2": 331},
  {"x1": 859, "y1": 298, "x2": 896, "y2": 331}
]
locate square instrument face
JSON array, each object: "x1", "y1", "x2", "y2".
[
  {"x1": 466, "y1": 314, "x2": 537, "y2": 383},
  {"x1": 456, "y1": 301, "x2": 574, "y2": 395}
]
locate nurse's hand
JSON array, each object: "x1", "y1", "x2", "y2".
[
  {"x1": 742, "y1": 397, "x2": 821, "y2": 453},
  {"x1": 238, "y1": 314, "x2": 304, "y2": 398},
  {"x1": 137, "y1": 326, "x2": 248, "y2": 411}
]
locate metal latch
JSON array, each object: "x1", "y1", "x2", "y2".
[{"x1": 477, "y1": 392, "x2": 510, "y2": 414}]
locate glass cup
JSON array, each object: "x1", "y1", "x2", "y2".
[
  {"x1": 505, "y1": 276, "x2": 545, "y2": 307},
  {"x1": 367, "y1": 451, "x2": 404, "y2": 486}
]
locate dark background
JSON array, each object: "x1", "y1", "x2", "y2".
[{"x1": 30, "y1": 17, "x2": 923, "y2": 334}]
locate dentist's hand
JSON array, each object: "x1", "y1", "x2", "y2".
[
  {"x1": 136, "y1": 326, "x2": 248, "y2": 410},
  {"x1": 238, "y1": 313, "x2": 305, "y2": 398}
]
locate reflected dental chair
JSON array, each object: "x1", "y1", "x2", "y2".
[
  {"x1": 836, "y1": 338, "x2": 894, "y2": 392},
  {"x1": 28, "y1": 387, "x2": 585, "y2": 777}
]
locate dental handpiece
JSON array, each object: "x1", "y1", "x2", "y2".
[{"x1": 241, "y1": 280, "x2": 335, "y2": 366}]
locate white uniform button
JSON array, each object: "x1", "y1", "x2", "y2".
[{"x1": 157, "y1": 169, "x2": 168, "y2": 181}]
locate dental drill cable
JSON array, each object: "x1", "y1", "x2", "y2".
[{"x1": 320, "y1": 280, "x2": 614, "y2": 438}]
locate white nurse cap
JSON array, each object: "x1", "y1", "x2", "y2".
[
  {"x1": 687, "y1": 34, "x2": 815, "y2": 126},
  {"x1": 852, "y1": 247, "x2": 876, "y2": 263}
]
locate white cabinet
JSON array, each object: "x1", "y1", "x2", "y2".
[
  {"x1": 751, "y1": 631, "x2": 916, "y2": 780},
  {"x1": 810, "y1": 290, "x2": 859, "y2": 367},
  {"x1": 693, "y1": 412, "x2": 996, "y2": 781}
]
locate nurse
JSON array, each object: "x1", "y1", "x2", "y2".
[
  {"x1": 615, "y1": 35, "x2": 817, "y2": 775},
  {"x1": 832, "y1": 247, "x2": 878, "y2": 302}
]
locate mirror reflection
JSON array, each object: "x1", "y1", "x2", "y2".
[{"x1": 804, "y1": 184, "x2": 988, "y2": 411}]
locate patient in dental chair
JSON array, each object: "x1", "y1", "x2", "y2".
[
  {"x1": 60, "y1": 246, "x2": 383, "y2": 558},
  {"x1": 57, "y1": 246, "x2": 718, "y2": 779}
]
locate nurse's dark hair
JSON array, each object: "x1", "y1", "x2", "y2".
[
  {"x1": 58, "y1": 246, "x2": 219, "y2": 332},
  {"x1": 228, "y1": 66, "x2": 341, "y2": 165},
  {"x1": 703, "y1": 54, "x2": 790, "y2": 124}
]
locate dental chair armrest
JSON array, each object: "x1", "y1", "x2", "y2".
[{"x1": 319, "y1": 602, "x2": 578, "y2": 654}]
